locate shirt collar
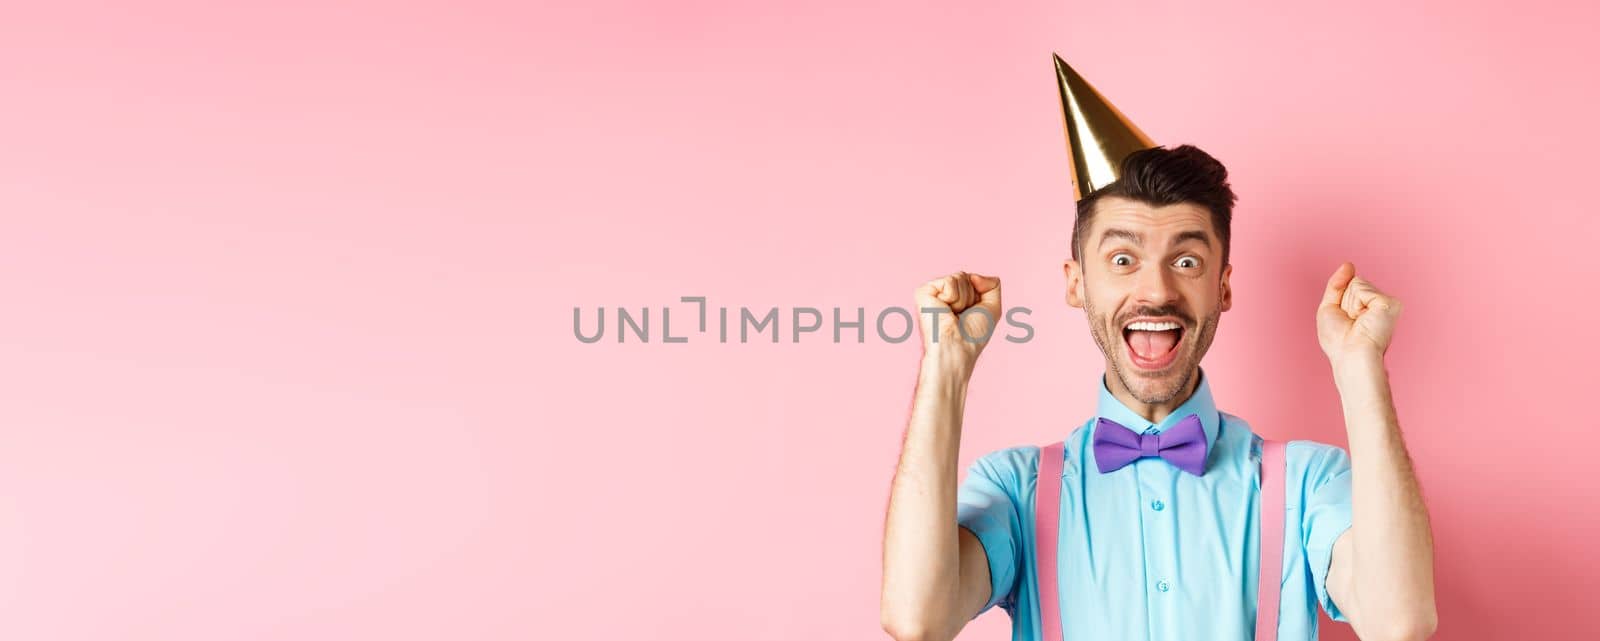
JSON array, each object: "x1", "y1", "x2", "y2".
[{"x1": 1095, "y1": 366, "x2": 1221, "y2": 458}]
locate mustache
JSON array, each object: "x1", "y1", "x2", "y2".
[{"x1": 1119, "y1": 307, "x2": 1192, "y2": 328}]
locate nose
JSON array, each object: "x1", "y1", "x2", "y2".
[{"x1": 1134, "y1": 262, "x2": 1179, "y2": 307}]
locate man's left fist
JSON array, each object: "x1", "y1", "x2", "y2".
[{"x1": 1316, "y1": 262, "x2": 1403, "y2": 368}]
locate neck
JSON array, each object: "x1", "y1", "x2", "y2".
[{"x1": 1103, "y1": 364, "x2": 1201, "y2": 425}]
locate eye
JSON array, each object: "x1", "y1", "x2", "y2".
[
  {"x1": 1111, "y1": 253, "x2": 1134, "y2": 267},
  {"x1": 1175, "y1": 256, "x2": 1199, "y2": 269}
]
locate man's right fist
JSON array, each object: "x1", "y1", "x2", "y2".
[{"x1": 913, "y1": 271, "x2": 1002, "y2": 369}]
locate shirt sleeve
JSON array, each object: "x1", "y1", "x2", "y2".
[
  {"x1": 955, "y1": 450, "x2": 1024, "y2": 618},
  {"x1": 1298, "y1": 441, "x2": 1355, "y2": 623}
]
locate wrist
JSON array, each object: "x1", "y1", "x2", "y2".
[
  {"x1": 1332, "y1": 348, "x2": 1384, "y2": 376},
  {"x1": 1332, "y1": 349, "x2": 1388, "y2": 393},
  {"x1": 919, "y1": 350, "x2": 976, "y2": 386}
]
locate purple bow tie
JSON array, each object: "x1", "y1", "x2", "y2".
[{"x1": 1092, "y1": 414, "x2": 1208, "y2": 476}]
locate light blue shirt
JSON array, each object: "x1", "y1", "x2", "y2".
[{"x1": 957, "y1": 366, "x2": 1354, "y2": 641}]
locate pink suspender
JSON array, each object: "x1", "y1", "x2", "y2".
[
  {"x1": 1033, "y1": 439, "x2": 1287, "y2": 641},
  {"x1": 1033, "y1": 442, "x2": 1066, "y2": 641},
  {"x1": 1256, "y1": 440, "x2": 1287, "y2": 641}
]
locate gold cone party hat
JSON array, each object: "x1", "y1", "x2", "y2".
[{"x1": 1054, "y1": 53, "x2": 1157, "y2": 200}]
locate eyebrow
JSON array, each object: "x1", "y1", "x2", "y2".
[{"x1": 1097, "y1": 227, "x2": 1214, "y2": 251}]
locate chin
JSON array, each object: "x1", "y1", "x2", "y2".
[{"x1": 1116, "y1": 355, "x2": 1195, "y2": 404}]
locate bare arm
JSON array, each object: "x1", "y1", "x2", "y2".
[
  {"x1": 1316, "y1": 263, "x2": 1437, "y2": 641},
  {"x1": 1325, "y1": 354, "x2": 1438, "y2": 641},
  {"x1": 881, "y1": 272, "x2": 1003, "y2": 641}
]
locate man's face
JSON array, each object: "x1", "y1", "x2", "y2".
[{"x1": 1064, "y1": 196, "x2": 1232, "y2": 406}]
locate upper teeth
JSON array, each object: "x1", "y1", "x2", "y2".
[{"x1": 1127, "y1": 321, "x2": 1181, "y2": 331}]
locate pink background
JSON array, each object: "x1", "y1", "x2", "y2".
[{"x1": 2, "y1": 1, "x2": 1595, "y2": 639}]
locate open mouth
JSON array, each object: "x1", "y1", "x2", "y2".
[{"x1": 1121, "y1": 319, "x2": 1184, "y2": 370}]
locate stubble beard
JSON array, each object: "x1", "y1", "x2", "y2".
[{"x1": 1084, "y1": 289, "x2": 1221, "y2": 406}]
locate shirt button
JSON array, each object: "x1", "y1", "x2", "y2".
[
  {"x1": 1156, "y1": 580, "x2": 1171, "y2": 593},
  {"x1": 1151, "y1": 499, "x2": 1165, "y2": 512}
]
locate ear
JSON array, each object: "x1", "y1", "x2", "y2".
[
  {"x1": 1219, "y1": 262, "x2": 1233, "y2": 312},
  {"x1": 1064, "y1": 259, "x2": 1085, "y2": 308}
]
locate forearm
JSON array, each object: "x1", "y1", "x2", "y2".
[
  {"x1": 881, "y1": 354, "x2": 973, "y2": 641},
  {"x1": 1335, "y1": 352, "x2": 1438, "y2": 639}
]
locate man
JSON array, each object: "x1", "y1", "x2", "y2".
[{"x1": 879, "y1": 57, "x2": 1436, "y2": 641}]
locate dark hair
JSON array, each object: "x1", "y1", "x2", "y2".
[{"x1": 1071, "y1": 144, "x2": 1238, "y2": 267}]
